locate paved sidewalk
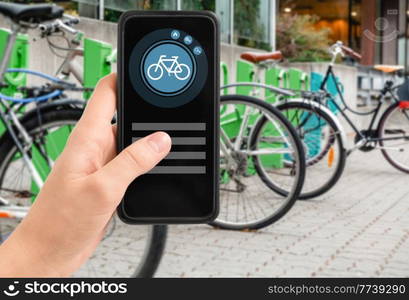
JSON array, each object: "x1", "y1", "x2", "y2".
[{"x1": 156, "y1": 150, "x2": 409, "y2": 277}]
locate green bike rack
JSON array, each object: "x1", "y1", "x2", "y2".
[
  {"x1": 220, "y1": 61, "x2": 229, "y2": 95},
  {"x1": 83, "y1": 37, "x2": 113, "y2": 99},
  {"x1": 0, "y1": 28, "x2": 29, "y2": 96},
  {"x1": 264, "y1": 68, "x2": 310, "y2": 168},
  {"x1": 284, "y1": 68, "x2": 319, "y2": 158},
  {"x1": 287, "y1": 68, "x2": 310, "y2": 92},
  {"x1": 0, "y1": 28, "x2": 29, "y2": 136},
  {"x1": 30, "y1": 125, "x2": 74, "y2": 200},
  {"x1": 236, "y1": 60, "x2": 254, "y2": 96},
  {"x1": 220, "y1": 60, "x2": 258, "y2": 178},
  {"x1": 260, "y1": 67, "x2": 289, "y2": 169},
  {"x1": 265, "y1": 67, "x2": 287, "y2": 103},
  {"x1": 221, "y1": 60, "x2": 254, "y2": 139}
]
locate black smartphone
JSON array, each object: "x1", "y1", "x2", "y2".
[{"x1": 117, "y1": 11, "x2": 219, "y2": 224}]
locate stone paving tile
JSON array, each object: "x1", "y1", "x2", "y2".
[{"x1": 155, "y1": 150, "x2": 409, "y2": 277}]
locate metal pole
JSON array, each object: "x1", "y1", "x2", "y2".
[
  {"x1": 405, "y1": 0, "x2": 408, "y2": 72},
  {"x1": 270, "y1": 0, "x2": 276, "y2": 51},
  {"x1": 230, "y1": 0, "x2": 234, "y2": 44},
  {"x1": 177, "y1": 0, "x2": 181, "y2": 10},
  {"x1": 347, "y1": 0, "x2": 352, "y2": 47},
  {"x1": 99, "y1": 0, "x2": 104, "y2": 20}
]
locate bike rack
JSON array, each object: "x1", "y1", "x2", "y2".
[
  {"x1": 0, "y1": 28, "x2": 29, "y2": 135},
  {"x1": 0, "y1": 28, "x2": 29, "y2": 97},
  {"x1": 222, "y1": 58, "x2": 348, "y2": 170},
  {"x1": 83, "y1": 37, "x2": 113, "y2": 99}
]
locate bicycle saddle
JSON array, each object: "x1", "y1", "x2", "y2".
[
  {"x1": 0, "y1": 3, "x2": 63, "y2": 23},
  {"x1": 240, "y1": 51, "x2": 283, "y2": 63},
  {"x1": 373, "y1": 65, "x2": 404, "y2": 73}
]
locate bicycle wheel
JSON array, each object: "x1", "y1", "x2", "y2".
[
  {"x1": 210, "y1": 95, "x2": 305, "y2": 230},
  {"x1": 0, "y1": 105, "x2": 167, "y2": 277},
  {"x1": 378, "y1": 102, "x2": 409, "y2": 173},
  {"x1": 270, "y1": 100, "x2": 346, "y2": 199},
  {"x1": 147, "y1": 64, "x2": 163, "y2": 80},
  {"x1": 175, "y1": 63, "x2": 190, "y2": 80}
]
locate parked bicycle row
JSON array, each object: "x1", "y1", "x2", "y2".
[{"x1": 0, "y1": 3, "x2": 408, "y2": 277}]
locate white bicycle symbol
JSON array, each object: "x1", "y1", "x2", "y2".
[{"x1": 147, "y1": 55, "x2": 191, "y2": 81}]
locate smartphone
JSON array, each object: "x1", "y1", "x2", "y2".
[{"x1": 117, "y1": 11, "x2": 219, "y2": 224}]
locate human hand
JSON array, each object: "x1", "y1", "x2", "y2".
[{"x1": 0, "y1": 73, "x2": 171, "y2": 277}]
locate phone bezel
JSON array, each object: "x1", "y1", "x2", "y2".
[{"x1": 117, "y1": 10, "x2": 220, "y2": 224}]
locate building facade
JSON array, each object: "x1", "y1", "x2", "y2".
[
  {"x1": 280, "y1": 0, "x2": 409, "y2": 67},
  {"x1": 74, "y1": 0, "x2": 276, "y2": 50},
  {"x1": 74, "y1": 0, "x2": 409, "y2": 68}
]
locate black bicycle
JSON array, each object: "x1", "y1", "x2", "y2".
[{"x1": 274, "y1": 41, "x2": 409, "y2": 199}]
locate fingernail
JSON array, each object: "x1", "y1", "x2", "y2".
[{"x1": 147, "y1": 132, "x2": 171, "y2": 153}]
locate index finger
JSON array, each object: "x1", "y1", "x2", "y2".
[{"x1": 77, "y1": 73, "x2": 117, "y2": 132}]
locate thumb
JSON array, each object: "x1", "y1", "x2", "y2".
[{"x1": 96, "y1": 131, "x2": 171, "y2": 190}]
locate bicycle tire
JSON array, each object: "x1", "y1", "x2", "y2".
[
  {"x1": 378, "y1": 102, "x2": 409, "y2": 173},
  {"x1": 0, "y1": 106, "x2": 167, "y2": 277},
  {"x1": 269, "y1": 100, "x2": 346, "y2": 199},
  {"x1": 210, "y1": 95, "x2": 305, "y2": 230}
]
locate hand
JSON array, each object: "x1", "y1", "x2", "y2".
[{"x1": 0, "y1": 73, "x2": 171, "y2": 277}]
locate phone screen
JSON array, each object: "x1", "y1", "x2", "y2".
[{"x1": 118, "y1": 12, "x2": 219, "y2": 223}]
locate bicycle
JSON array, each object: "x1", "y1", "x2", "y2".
[
  {"x1": 210, "y1": 91, "x2": 306, "y2": 230},
  {"x1": 0, "y1": 2, "x2": 167, "y2": 277},
  {"x1": 231, "y1": 41, "x2": 409, "y2": 200},
  {"x1": 147, "y1": 55, "x2": 190, "y2": 81},
  {"x1": 221, "y1": 50, "x2": 346, "y2": 199},
  {"x1": 299, "y1": 42, "x2": 409, "y2": 174},
  {"x1": 274, "y1": 42, "x2": 409, "y2": 198}
]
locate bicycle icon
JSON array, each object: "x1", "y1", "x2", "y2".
[{"x1": 147, "y1": 55, "x2": 191, "y2": 81}]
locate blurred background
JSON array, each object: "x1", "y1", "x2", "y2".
[
  {"x1": 9, "y1": 0, "x2": 407, "y2": 66},
  {"x1": 0, "y1": 0, "x2": 408, "y2": 278}
]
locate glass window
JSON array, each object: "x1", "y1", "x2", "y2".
[
  {"x1": 234, "y1": 0, "x2": 272, "y2": 50},
  {"x1": 279, "y1": 0, "x2": 349, "y2": 44},
  {"x1": 75, "y1": 0, "x2": 98, "y2": 19},
  {"x1": 104, "y1": 0, "x2": 177, "y2": 11},
  {"x1": 73, "y1": 0, "x2": 274, "y2": 48},
  {"x1": 73, "y1": 0, "x2": 178, "y2": 20},
  {"x1": 349, "y1": 0, "x2": 362, "y2": 51},
  {"x1": 181, "y1": 0, "x2": 215, "y2": 10},
  {"x1": 216, "y1": 0, "x2": 231, "y2": 43},
  {"x1": 397, "y1": 0, "x2": 409, "y2": 69},
  {"x1": 180, "y1": 1, "x2": 232, "y2": 44}
]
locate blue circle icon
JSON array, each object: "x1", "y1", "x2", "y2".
[
  {"x1": 193, "y1": 46, "x2": 203, "y2": 55},
  {"x1": 129, "y1": 28, "x2": 208, "y2": 108},
  {"x1": 170, "y1": 30, "x2": 180, "y2": 40},
  {"x1": 184, "y1": 35, "x2": 193, "y2": 45},
  {"x1": 142, "y1": 42, "x2": 195, "y2": 96}
]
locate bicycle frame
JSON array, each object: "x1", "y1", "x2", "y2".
[
  {"x1": 157, "y1": 55, "x2": 180, "y2": 74},
  {"x1": 319, "y1": 65, "x2": 409, "y2": 147}
]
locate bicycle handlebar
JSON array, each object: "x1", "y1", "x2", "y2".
[
  {"x1": 329, "y1": 41, "x2": 362, "y2": 62},
  {"x1": 340, "y1": 45, "x2": 362, "y2": 61},
  {"x1": 39, "y1": 15, "x2": 79, "y2": 36}
]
